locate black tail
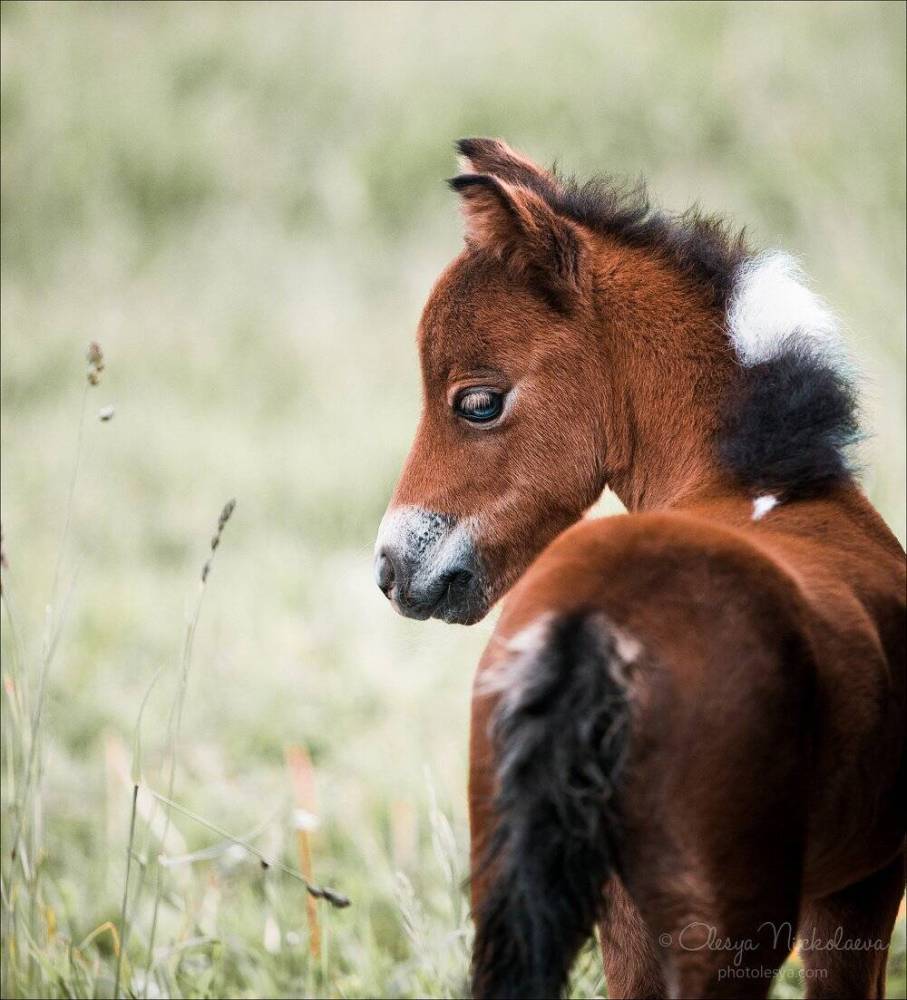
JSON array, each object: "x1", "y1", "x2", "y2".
[{"x1": 471, "y1": 610, "x2": 634, "y2": 1000}]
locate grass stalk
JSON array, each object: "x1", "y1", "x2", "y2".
[
  {"x1": 147, "y1": 790, "x2": 349, "y2": 907},
  {"x1": 112, "y1": 782, "x2": 139, "y2": 999},
  {"x1": 3, "y1": 362, "x2": 96, "y2": 995},
  {"x1": 7, "y1": 573, "x2": 79, "y2": 881},
  {"x1": 139, "y1": 500, "x2": 236, "y2": 997},
  {"x1": 7, "y1": 367, "x2": 92, "y2": 877}
]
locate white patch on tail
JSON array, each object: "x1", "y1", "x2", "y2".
[
  {"x1": 613, "y1": 629, "x2": 642, "y2": 666},
  {"x1": 474, "y1": 612, "x2": 643, "y2": 705},
  {"x1": 752, "y1": 494, "x2": 780, "y2": 521},
  {"x1": 727, "y1": 252, "x2": 843, "y2": 366},
  {"x1": 474, "y1": 614, "x2": 555, "y2": 701}
]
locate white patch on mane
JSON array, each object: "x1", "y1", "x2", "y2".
[
  {"x1": 752, "y1": 494, "x2": 780, "y2": 521},
  {"x1": 727, "y1": 251, "x2": 843, "y2": 367}
]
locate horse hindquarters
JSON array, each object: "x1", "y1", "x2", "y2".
[
  {"x1": 468, "y1": 556, "x2": 817, "y2": 999},
  {"x1": 614, "y1": 604, "x2": 814, "y2": 999}
]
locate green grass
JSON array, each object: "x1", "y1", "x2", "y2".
[{"x1": 1, "y1": 2, "x2": 904, "y2": 997}]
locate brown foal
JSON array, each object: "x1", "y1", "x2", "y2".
[{"x1": 374, "y1": 139, "x2": 906, "y2": 999}]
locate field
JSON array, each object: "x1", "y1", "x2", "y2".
[{"x1": 1, "y1": 2, "x2": 904, "y2": 997}]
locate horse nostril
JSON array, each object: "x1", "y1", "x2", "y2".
[
  {"x1": 374, "y1": 550, "x2": 396, "y2": 597},
  {"x1": 446, "y1": 568, "x2": 473, "y2": 591}
]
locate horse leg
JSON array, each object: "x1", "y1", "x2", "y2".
[
  {"x1": 798, "y1": 850, "x2": 905, "y2": 999},
  {"x1": 652, "y1": 891, "x2": 800, "y2": 999},
  {"x1": 626, "y1": 827, "x2": 802, "y2": 1000},
  {"x1": 620, "y1": 646, "x2": 811, "y2": 998},
  {"x1": 598, "y1": 878, "x2": 666, "y2": 999},
  {"x1": 620, "y1": 834, "x2": 804, "y2": 1000}
]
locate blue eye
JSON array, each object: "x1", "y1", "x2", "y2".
[{"x1": 455, "y1": 388, "x2": 504, "y2": 423}]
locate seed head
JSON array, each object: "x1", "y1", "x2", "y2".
[
  {"x1": 87, "y1": 341, "x2": 105, "y2": 386},
  {"x1": 218, "y1": 499, "x2": 236, "y2": 533},
  {"x1": 200, "y1": 498, "x2": 237, "y2": 583}
]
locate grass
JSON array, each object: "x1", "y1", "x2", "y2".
[{"x1": 1, "y1": 2, "x2": 905, "y2": 997}]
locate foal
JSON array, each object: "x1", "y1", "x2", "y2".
[{"x1": 374, "y1": 139, "x2": 906, "y2": 999}]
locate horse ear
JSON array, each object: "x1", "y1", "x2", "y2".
[
  {"x1": 455, "y1": 137, "x2": 555, "y2": 191},
  {"x1": 449, "y1": 173, "x2": 584, "y2": 309}
]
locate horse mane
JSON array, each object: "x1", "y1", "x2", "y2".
[
  {"x1": 719, "y1": 339, "x2": 862, "y2": 500},
  {"x1": 454, "y1": 138, "x2": 862, "y2": 501},
  {"x1": 539, "y1": 173, "x2": 749, "y2": 314},
  {"x1": 535, "y1": 174, "x2": 864, "y2": 499},
  {"x1": 455, "y1": 139, "x2": 748, "y2": 312}
]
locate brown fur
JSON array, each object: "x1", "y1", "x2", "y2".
[{"x1": 382, "y1": 140, "x2": 906, "y2": 998}]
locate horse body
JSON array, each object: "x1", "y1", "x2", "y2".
[
  {"x1": 470, "y1": 485, "x2": 903, "y2": 998},
  {"x1": 374, "y1": 138, "x2": 906, "y2": 998}
]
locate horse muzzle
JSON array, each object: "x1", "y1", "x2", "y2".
[{"x1": 373, "y1": 506, "x2": 487, "y2": 624}]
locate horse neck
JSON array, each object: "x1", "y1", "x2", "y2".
[{"x1": 589, "y1": 241, "x2": 739, "y2": 512}]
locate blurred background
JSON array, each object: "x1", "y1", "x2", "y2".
[{"x1": 1, "y1": 2, "x2": 904, "y2": 997}]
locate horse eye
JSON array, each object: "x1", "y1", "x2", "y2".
[{"x1": 455, "y1": 388, "x2": 504, "y2": 424}]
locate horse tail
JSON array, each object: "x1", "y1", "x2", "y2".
[{"x1": 471, "y1": 609, "x2": 635, "y2": 1000}]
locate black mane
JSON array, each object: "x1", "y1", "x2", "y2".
[
  {"x1": 543, "y1": 174, "x2": 748, "y2": 313},
  {"x1": 456, "y1": 139, "x2": 748, "y2": 313},
  {"x1": 718, "y1": 338, "x2": 862, "y2": 499}
]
